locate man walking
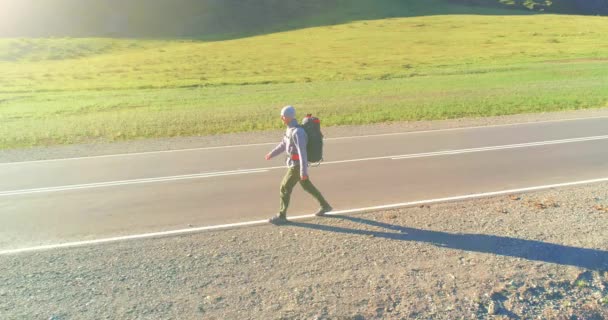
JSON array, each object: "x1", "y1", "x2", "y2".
[{"x1": 265, "y1": 105, "x2": 332, "y2": 224}]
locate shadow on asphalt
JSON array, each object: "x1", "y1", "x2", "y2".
[{"x1": 289, "y1": 215, "x2": 608, "y2": 271}]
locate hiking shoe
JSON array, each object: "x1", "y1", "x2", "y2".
[
  {"x1": 315, "y1": 206, "x2": 333, "y2": 217},
  {"x1": 269, "y1": 214, "x2": 288, "y2": 225}
]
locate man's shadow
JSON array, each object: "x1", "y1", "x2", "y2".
[{"x1": 290, "y1": 215, "x2": 608, "y2": 271}]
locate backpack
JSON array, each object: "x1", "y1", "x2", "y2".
[
  {"x1": 288, "y1": 114, "x2": 324, "y2": 164},
  {"x1": 300, "y1": 114, "x2": 324, "y2": 163}
]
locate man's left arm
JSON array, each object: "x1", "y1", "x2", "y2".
[{"x1": 294, "y1": 129, "x2": 309, "y2": 179}]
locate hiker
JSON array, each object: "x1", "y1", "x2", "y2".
[{"x1": 265, "y1": 105, "x2": 332, "y2": 224}]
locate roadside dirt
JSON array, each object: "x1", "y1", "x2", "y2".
[
  {"x1": 2, "y1": 108, "x2": 608, "y2": 163},
  {"x1": 1, "y1": 183, "x2": 607, "y2": 319}
]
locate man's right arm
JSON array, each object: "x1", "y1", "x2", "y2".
[{"x1": 266, "y1": 140, "x2": 286, "y2": 160}]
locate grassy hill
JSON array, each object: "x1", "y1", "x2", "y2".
[
  {"x1": 0, "y1": 0, "x2": 607, "y2": 149},
  {"x1": 0, "y1": 0, "x2": 605, "y2": 39},
  {"x1": 0, "y1": 0, "x2": 525, "y2": 39}
]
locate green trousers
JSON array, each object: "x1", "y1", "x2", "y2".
[{"x1": 279, "y1": 166, "x2": 330, "y2": 216}]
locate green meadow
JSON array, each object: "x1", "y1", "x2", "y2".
[{"x1": 1, "y1": 1, "x2": 607, "y2": 149}]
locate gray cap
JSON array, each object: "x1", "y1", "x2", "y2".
[{"x1": 281, "y1": 105, "x2": 296, "y2": 118}]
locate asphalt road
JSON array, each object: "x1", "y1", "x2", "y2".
[{"x1": 1, "y1": 117, "x2": 608, "y2": 251}]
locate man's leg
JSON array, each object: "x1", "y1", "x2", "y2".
[
  {"x1": 279, "y1": 166, "x2": 300, "y2": 217},
  {"x1": 299, "y1": 177, "x2": 331, "y2": 212}
]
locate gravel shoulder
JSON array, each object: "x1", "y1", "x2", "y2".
[
  {"x1": 2, "y1": 108, "x2": 608, "y2": 162},
  {"x1": 1, "y1": 182, "x2": 607, "y2": 319}
]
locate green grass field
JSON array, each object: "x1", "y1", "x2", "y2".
[{"x1": 1, "y1": 4, "x2": 607, "y2": 149}]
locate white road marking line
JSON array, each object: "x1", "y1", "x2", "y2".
[
  {"x1": 2, "y1": 134, "x2": 608, "y2": 197},
  {"x1": 2, "y1": 176, "x2": 608, "y2": 255},
  {"x1": 390, "y1": 135, "x2": 608, "y2": 160},
  {"x1": 321, "y1": 134, "x2": 608, "y2": 165},
  {"x1": 0, "y1": 169, "x2": 269, "y2": 197},
  {"x1": 2, "y1": 115, "x2": 608, "y2": 165}
]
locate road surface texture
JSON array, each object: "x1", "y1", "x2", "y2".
[
  {"x1": 1, "y1": 116, "x2": 608, "y2": 252},
  {"x1": 1, "y1": 114, "x2": 607, "y2": 319}
]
